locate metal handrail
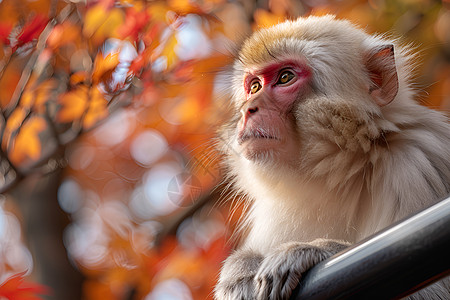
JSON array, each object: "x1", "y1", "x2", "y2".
[{"x1": 291, "y1": 196, "x2": 450, "y2": 299}]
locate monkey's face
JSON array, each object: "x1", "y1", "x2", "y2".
[
  {"x1": 232, "y1": 58, "x2": 311, "y2": 164},
  {"x1": 222, "y1": 16, "x2": 400, "y2": 180}
]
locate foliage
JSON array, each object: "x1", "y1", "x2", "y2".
[
  {"x1": 0, "y1": 271, "x2": 48, "y2": 300},
  {"x1": 0, "y1": 0, "x2": 448, "y2": 299}
]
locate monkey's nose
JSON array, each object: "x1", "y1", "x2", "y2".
[
  {"x1": 240, "y1": 104, "x2": 259, "y2": 119},
  {"x1": 241, "y1": 103, "x2": 258, "y2": 116},
  {"x1": 247, "y1": 106, "x2": 258, "y2": 115},
  {"x1": 240, "y1": 105, "x2": 259, "y2": 129}
]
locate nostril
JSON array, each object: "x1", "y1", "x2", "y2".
[{"x1": 248, "y1": 106, "x2": 258, "y2": 114}]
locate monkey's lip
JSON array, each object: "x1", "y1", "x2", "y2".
[{"x1": 238, "y1": 130, "x2": 279, "y2": 145}]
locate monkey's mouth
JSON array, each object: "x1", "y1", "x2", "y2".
[{"x1": 238, "y1": 130, "x2": 279, "y2": 145}]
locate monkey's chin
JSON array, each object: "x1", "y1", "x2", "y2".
[{"x1": 239, "y1": 138, "x2": 282, "y2": 162}]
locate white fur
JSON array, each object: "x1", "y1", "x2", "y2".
[{"x1": 217, "y1": 15, "x2": 450, "y2": 299}]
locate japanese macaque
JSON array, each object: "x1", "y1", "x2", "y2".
[{"x1": 215, "y1": 15, "x2": 450, "y2": 300}]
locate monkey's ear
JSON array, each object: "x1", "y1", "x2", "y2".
[{"x1": 364, "y1": 44, "x2": 399, "y2": 106}]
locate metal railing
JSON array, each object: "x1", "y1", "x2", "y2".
[{"x1": 291, "y1": 196, "x2": 450, "y2": 299}]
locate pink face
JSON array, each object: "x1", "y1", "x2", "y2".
[{"x1": 237, "y1": 59, "x2": 311, "y2": 162}]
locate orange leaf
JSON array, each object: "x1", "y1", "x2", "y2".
[
  {"x1": 0, "y1": 271, "x2": 49, "y2": 300},
  {"x1": 3, "y1": 107, "x2": 25, "y2": 152},
  {"x1": 253, "y1": 9, "x2": 283, "y2": 29},
  {"x1": 83, "y1": 86, "x2": 108, "y2": 129},
  {"x1": 21, "y1": 79, "x2": 57, "y2": 112},
  {"x1": 47, "y1": 22, "x2": 80, "y2": 49},
  {"x1": 4, "y1": 108, "x2": 26, "y2": 138},
  {"x1": 9, "y1": 116, "x2": 47, "y2": 164},
  {"x1": 167, "y1": 0, "x2": 204, "y2": 14},
  {"x1": 57, "y1": 85, "x2": 89, "y2": 123},
  {"x1": 70, "y1": 71, "x2": 89, "y2": 86},
  {"x1": 92, "y1": 52, "x2": 120, "y2": 84}
]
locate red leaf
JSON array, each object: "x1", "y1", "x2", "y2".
[
  {"x1": 17, "y1": 14, "x2": 48, "y2": 46},
  {"x1": 0, "y1": 271, "x2": 49, "y2": 300},
  {"x1": 118, "y1": 7, "x2": 150, "y2": 40},
  {"x1": 128, "y1": 54, "x2": 145, "y2": 76}
]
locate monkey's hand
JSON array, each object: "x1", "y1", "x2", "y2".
[
  {"x1": 255, "y1": 239, "x2": 349, "y2": 300},
  {"x1": 215, "y1": 249, "x2": 263, "y2": 300}
]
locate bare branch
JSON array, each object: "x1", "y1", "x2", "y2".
[
  {"x1": 0, "y1": 47, "x2": 14, "y2": 81},
  {"x1": 5, "y1": 20, "x2": 56, "y2": 117}
]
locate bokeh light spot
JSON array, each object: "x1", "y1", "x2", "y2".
[
  {"x1": 58, "y1": 178, "x2": 84, "y2": 214},
  {"x1": 130, "y1": 129, "x2": 168, "y2": 167},
  {"x1": 146, "y1": 278, "x2": 193, "y2": 300}
]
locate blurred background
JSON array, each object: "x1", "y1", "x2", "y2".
[{"x1": 0, "y1": 0, "x2": 448, "y2": 299}]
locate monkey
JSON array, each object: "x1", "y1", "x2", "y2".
[{"x1": 214, "y1": 15, "x2": 450, "y2": 300}]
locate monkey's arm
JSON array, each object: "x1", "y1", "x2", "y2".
[
  {"x1": 255, "y1": 239, "x2": 349, "y2": 300},
  {"x1": 215, "y1": 249, "x2": 263, "y2": 300}
]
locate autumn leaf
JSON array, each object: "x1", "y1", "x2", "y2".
[
  {"x1": 167, "y1": 0, "x2": 204, "y2": 15},
  {"x1": 47, "y1": 22, "x2": 81, "y2": 49},
  {"x1": 4, "y1": 108, "x2": 27, "y2": 139},
  {"x1": 57, "y1": 85, "x2": 89, "y2": 123},
  {"x1": 92, "y1": 52, "x2": 120, "y2": 84},
  {"x1": 70, "y1": 71, "x2": 89, "y2": 86},
  {"x1": 16, "y1": 14, "x2": 48, "y2": 47},
  {"x1": 83, "y1": 86, "x2": 108, "y2": 129},
  {"x1": 118, "y1": 6, "x2": 150, "y2": 41},
  {"x1": 9, "y1": 116, "x2": 47, "y2": 164},
  {"x1": 0, "y1": 271, "x2": 49, "y2": 300},
  {"x1": 21, "y1": 78, "x2": 57, "y2": 112},
  {"x1": 128, "y1": 54, "x2": 145, "y2": 76},
  {"x1": 83, "y1": 4, "x2": 109, "y2": 37},
  {"x1": 253, "y1": 9, "x2": 283, "y2": 28},
  {"x1": 83, "y1": 4, "x2": 124, "y2": 45},
  {"x1": 3, "y1": 107, "x2": 27, "y2": 151},
  {"x1": 57, "y1": 84, "x2": 108, "y2": 128},
  {"x1": 157, "y1": 32, "x2": 178, "y2": 71}
]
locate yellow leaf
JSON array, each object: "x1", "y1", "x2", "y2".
[
  {"x1": 94, "y1": 8, "x2": 123, "y2": 42},
  {"x1": 9, "y1": 116, "x2": 46, "y2": 164},
  {"x1": 162, "y1": 32, "x2": 178, "y2": 70},
  {"x1": 83, "y1": 4, "x2": 109, "y2": 38},
  {"x1": 148, "y1": 3, "x2": 170, "y2": 23},
  {"x1": 57, "y1": 85, "x2": 89, "y2": 123},
  {"x1": 83, "y1": 4, "x2": 124, "y2": 45},
  {"x1": 83, "y1": 86, "x2": 108, "y2": 129}
]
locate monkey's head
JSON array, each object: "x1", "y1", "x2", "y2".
[{"x1": 220, "y1": 15, "x2": 408, "y2": 190}]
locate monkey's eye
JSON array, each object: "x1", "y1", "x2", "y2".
[
  {"x1": 250, "y1": 80, "x2": 262, "y2": 94},
  {"x1": 277, "y1": 70, "x2": 295, "y2": 84}
]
